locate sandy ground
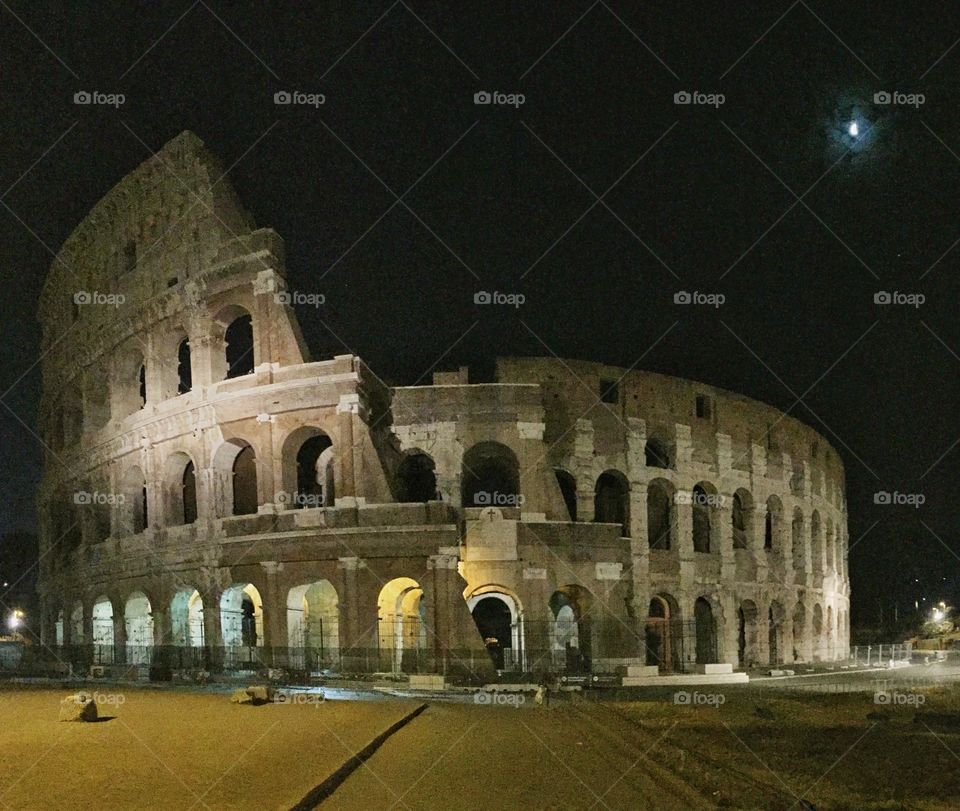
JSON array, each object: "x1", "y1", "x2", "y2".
[
  {"x1": 2, "y1": 680, "x2": 959, "y2": 810},
  {"x1": 0, "y1": 686, "x2": 420, "y2": 810}
]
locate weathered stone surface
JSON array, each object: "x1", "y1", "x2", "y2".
[
  {"x1": 231, "y1": 685, "x2": 274, "y2": 706},
  {"x1": 59, "y1": 693, "x2": 98, "y2": 722}
]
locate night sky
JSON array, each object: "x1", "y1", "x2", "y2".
[{"x1": 1, "y1": 2, "x2": 958, "y2": 629}]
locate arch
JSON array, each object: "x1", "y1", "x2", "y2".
[
  {"x1": 826, "y1": 605, "x2": 835, "y2": 661},
  {"x1": 765, "y1": 495, "x2": 783, "y2": 552},
  {"x1": 550, "y1": 586, "x2": 593, "y2": 674},
  {"x1": 645, "y1": 593, "x2": 679, "y2": 672},
  {"x1": 811, "y1": 511, "x2": 823, "y2": 573},
  {"x1": 812, "y1": 604, "x2": 824, "y2": 661},
  {"x1": 792, "y1": 602, "x2": 807, "y2": 663},
  {"x1": 737, "y1": 599, "x2": 759, "y2": 668},
  {"x1": 396, "y1": 451, "x2": 437, "y2": 503},
  {"x1": 287, "y1": 580, "x2": 340, "y2": 668},
  {"x1": 55, "y1": 609, "x2": 64, "y2": 646},
  {"x1": 791, "y1": 509, "x2": 806, "y2": 572},
  {"x1": 461, "y1": 442, "x2": 520, "y2": 508},
  {"x1": 69, "y1": 601, "x2": 84, "y2": 644},
  {"x1": 692, "y1": 481, "x2": 717, "y2": 553},
  {"x1": 170, "y1": 589, "x2": 204, "y2": 647},
  {"x1": 295, "y1": 433, "x2": 334, "y2": 508},
  {"x1": 377, "y1": 578, "x2": 425, "y2": 673},
  {"x1": 162, "y1": 451, "x2": 197, "y2": 526},
  {"x1": 694, "y1": 597, "x2": 717, "y2": 664},
  {"x1": 114, "y1": 346, "x2": 146, "y2": 418},
  {"x1": 554, "y1": 469, "x2": 578, "y2": 521},
  {"x1": 826, "y1": 518, "x2": 835, "y2": 571},
  {"x1": 124, "y1": 591, "x2": 153, "y2": 664},
  {"x1": 218, "y1": 306, "x2": 254, "y2": 379},
  {"x1": 221, "y1": 584, "x2": 264, "y2": 647},
  {"x1": 177, "y1": 337, "x2": 192, "y2": 394},
  {"x1": 594, "y1": 470, "x2": 630, "y2": 536},
  {"x1": 644, "y1": 437, "x2": 672, "y2": 469},
  {"x1": 92, "y1": 596, "x2": 114, "y2": 660},
  {"x1": 647, "y1": 478, "x2": 674, "y2": 550},
  {"x1": 120, "y1": 466, "x2": 148, "y2": 534},
  {"x1": 468, "y1": 587, "x2": 524, "y2": 671},
  {"x1": 768, "y1": 601, "x2": 786, "y2": 665},
  {"x1": 732, "y1": 488, "x2": 754, "y2": 550},
  {"x1": 212, "y1": 439, "x2": 259, "y2": 517}
]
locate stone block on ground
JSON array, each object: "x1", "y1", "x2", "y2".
[
  {"x1": 230, "y1": 685, "x2": 275, "y2": 705},
  {"x1": 59, "y1": 692, "x2": 98, "y2": 722}
]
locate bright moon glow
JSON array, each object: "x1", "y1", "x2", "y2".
[{"x1": 848, "y1": 121, "x2": 859, "y2": 137}]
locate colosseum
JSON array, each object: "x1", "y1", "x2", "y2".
[{"x1": 36, "y1": 131, "x2": 850, "y2": 682}]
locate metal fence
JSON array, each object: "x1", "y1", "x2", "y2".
[{"x1": 849, "y1": 644, "x2": 912, "y2": 666}]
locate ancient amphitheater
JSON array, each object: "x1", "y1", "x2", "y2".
[{"x1": 36, "y1": 132, "x2": 849, "y2": 681}]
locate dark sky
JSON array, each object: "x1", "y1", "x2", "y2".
[{"x1": 1, "y1": 2, "x2": 958, "y2": 627}]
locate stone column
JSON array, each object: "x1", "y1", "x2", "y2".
[
  {"x1": 518, "y1": 421, "x2": 547, "y2": 520},
  {"x1": 335, "y1": 394, "x2": 360, "y2": 504},
  {"x1": 337, "y1": 557, "x2": 362, "y2": 669},
  {"x1": 202, "y1": 582, "x2": 223, "y2": 671},
  {"x1": 259, "y1": 561, "x2": 285, "y2": 664},
  {"x1": 574, "y1": 419, "x2": 595, "y2": 521}
]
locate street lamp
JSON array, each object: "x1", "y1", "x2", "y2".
[{"x1": 8, "y1": 609, "x2": 24, "y2": 630}]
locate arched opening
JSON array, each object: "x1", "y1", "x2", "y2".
[
  {"x1": 163, "y1": 452, "x2": 197, "y2": 526},
  {"x1": 737, "y1": 600, "x2": 759, "y2": 668},
  {"x1": 812, "y1": 604, "x2": 824, "y2": 661},
  {"x1": 732, "y1": 489, "x2": 753, "y2": 550},
  {"x1": 113, "y1": 347, "x2": 147, "y2": 418},
  {"x1": 826, "y1": 519, "x2": 835, "y2": 571},
  {"x1": 550, "y1": 586, "x2": 592, "y2": 674},
  {"x1": 769, "y1": 601, "x2": 785, "y2": 665},
  {"x1": 647, "y1": 479, "x2": 673, "y2": 550},
  {"x1": 765, "y1": 496, "x2": 782, "y2": 552},
  {"x1": 377, "y1": 578, "x2": 425, "y2": 673},
  {"x1": 467, "y1": 589, "x2": 524, "y2": 671},
  {"x1": 461, "y1": 442, "x2": 520, "y2": 508},
  {"x1": 124, "y1": 591, "x2": 153, "y2": 664},
  {"x1": 692, "y1": 482, "x2": 716, "y2": 553},
  {"x1": 644, "y1": 437, "x2": 671, "y2": 468},
  {"x1": 811, "y1": 511, "x2": 823, "y2": 574},
  {"x1": 396, "y1": 451, "x2": 437, "y2": 503},
  {"x1": 212, "y1": 440, "x2": 259, "y2": 517},
  {"x1": 594, "y1": 470, "x2": 630, "y2": 536},
  {"x1": 791, "y1": 509, "x2": 805, "y2": 572},
  {"x1": 170, "y1": 589, "x2": 204, "y2": 647},
  {"x1": 92, "y1": 597, "x2": 114, "y2": 663},
  {"x1": 554, "y1": 469, "x2": 578, "y2": 521},
  {"x1": 295, "y1": 434, "x2": 334, "y2": 508},
  {"x1": 177, "y1": 337, "x2": 192, "y2": 394},
  {"x1": 69, "y1": 601, "x2": 84, "y2": 644},
  {"x1": 55, "y1": 609, "x2": 64, "y2": 646},
  {"x1": 224, "y1": 313, "x2": 254, "y2": 378},
  {"x1": 645, "y1": 593, "x2": 679, "y2": 673},
  {"x1": 120, "y1": 466, "x2": 148, "y2": 534},
  {"x1": 287, "y1": 580, "x2": 340, "y2": 669},
  {"x1": 694, "y1": 597, "x2": 717, "y2": 664},
  {"x1": 826, "y1": 605, "x2": 835, "y2": 660},
  {"x1": 221, "y1": 584, "x2": 264, "y2": 648},
  {"x1": 792, "y1": 602, "x2": 807, "y2": 663}
]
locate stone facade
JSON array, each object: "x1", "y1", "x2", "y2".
[{"x1": 35, "y1": 132, "x2": 849, "y2": 678}]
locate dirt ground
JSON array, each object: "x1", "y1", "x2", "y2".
[{"x1": 1, "y1": 682, "x2": 959, "y2": 810}]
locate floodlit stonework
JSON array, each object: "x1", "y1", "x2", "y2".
[{"x1": 36, "y1": 132, "x2": 849, "y2": 680}]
